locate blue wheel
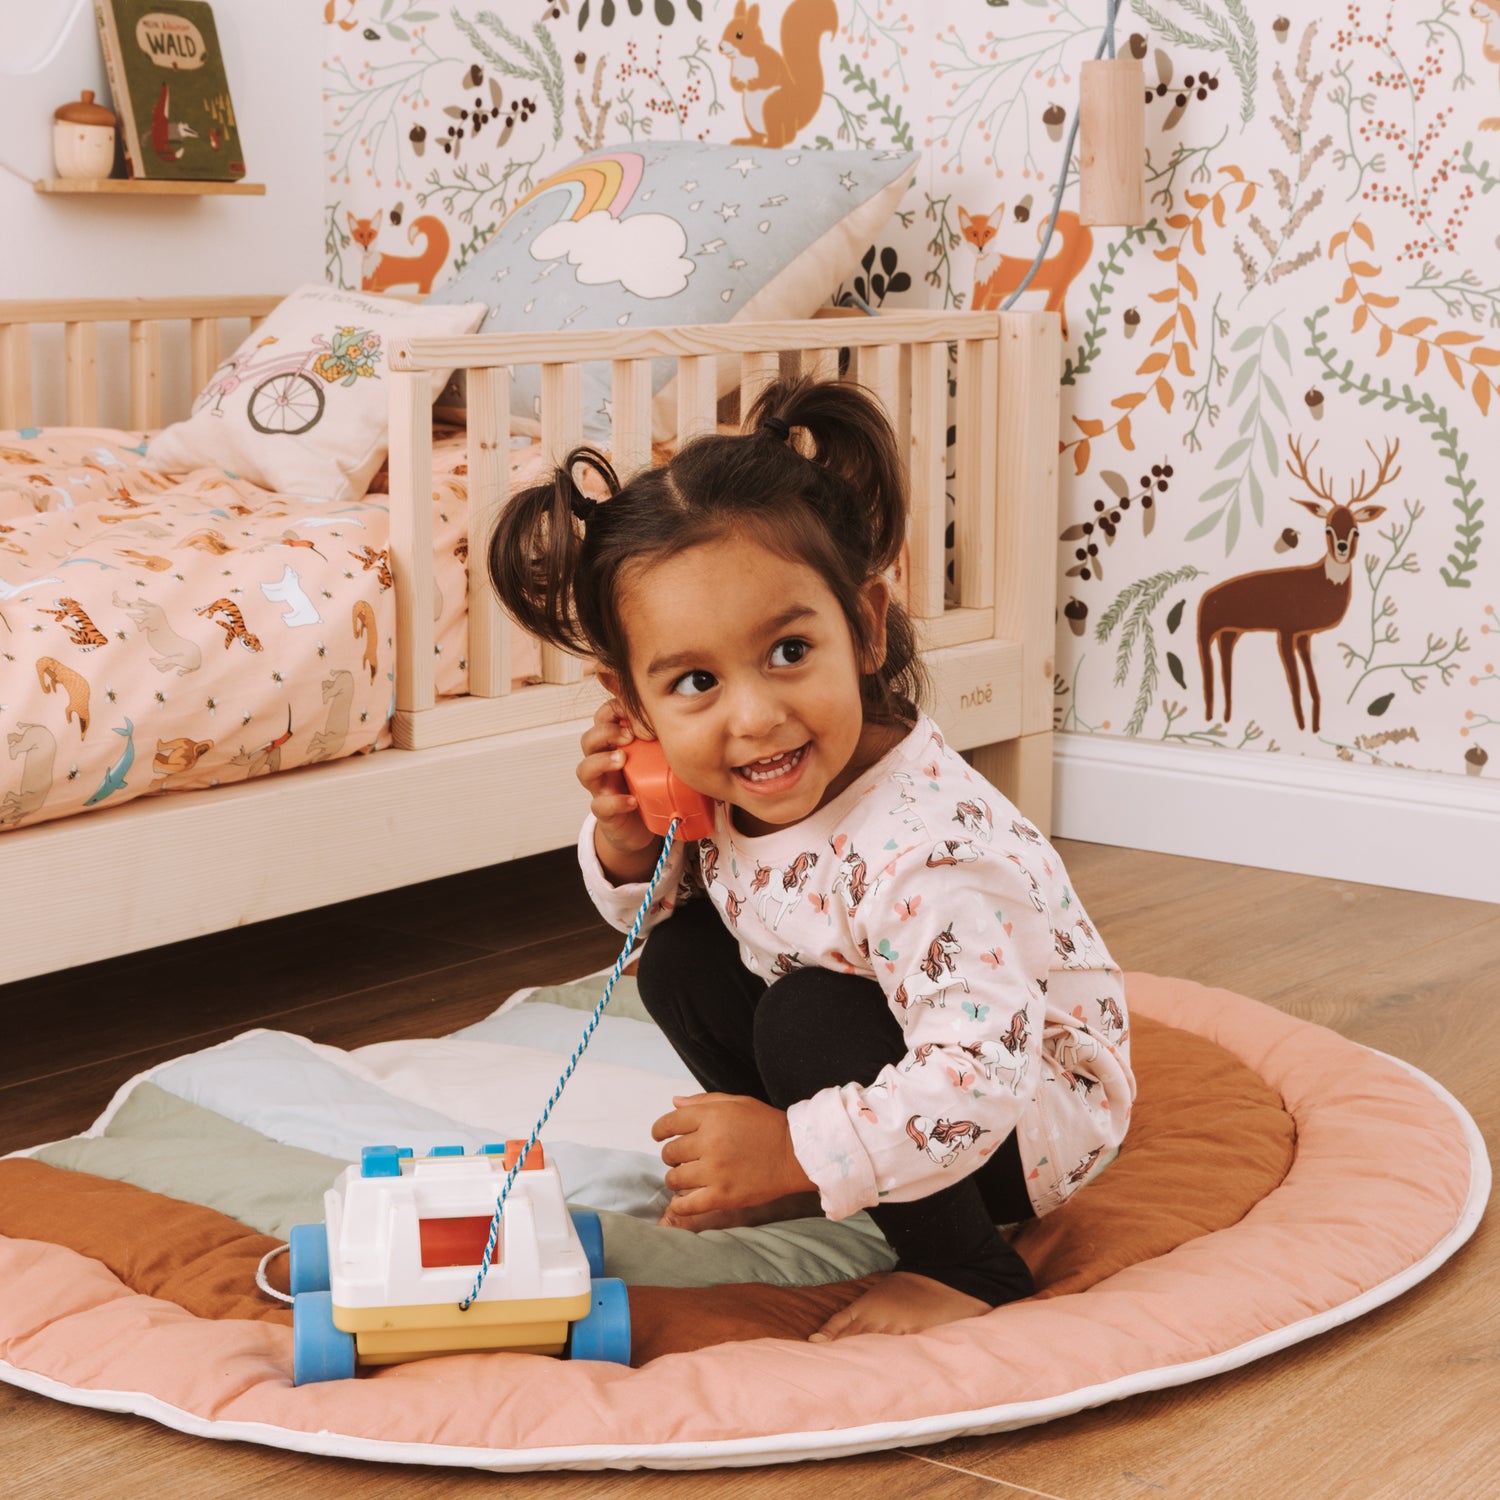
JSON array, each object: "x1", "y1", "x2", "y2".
[
  {"x1": 293, "y1": 1291, "x2": 356, "y2": 1385},
  {"x1": 288, "y1": 1223, "x2": 330, "y2": 1295},
  {"x1": 568, "y1": 1277, "x2": 630, "y2": 1365},
  {"x1": 569, "y1": 1208, "x2": 606, "y2": 1278}
]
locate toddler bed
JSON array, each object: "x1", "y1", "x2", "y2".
[{"x1": 0, "y1": 298, "x2": 1060, "y2": 984}]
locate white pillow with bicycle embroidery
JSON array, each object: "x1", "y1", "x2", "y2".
[{"x1": 147, "y1": 285, "x2": 485, "y2": 503}]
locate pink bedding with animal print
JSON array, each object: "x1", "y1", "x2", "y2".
[{"x1": 0, "y1": 425, "x2": 545, "y2": 833}]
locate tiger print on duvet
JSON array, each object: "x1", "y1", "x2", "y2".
[
  {"x1": 0, "y1": 425, "x2": 551, "y2": 831},
  {"x1": 581, "y1": 714, "x2": 1135, "y2": 1222}
]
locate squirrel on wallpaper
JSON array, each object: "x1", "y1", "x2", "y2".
[
  {"x1": 719, "y1": 0, "x2": 838, "y2": 149},
  {"x1": 348, "y1": 211, "x2": 450, "y2": 296},
  {"x1": 958, "y1": 203, "x2": 1093, "y2": 338}
]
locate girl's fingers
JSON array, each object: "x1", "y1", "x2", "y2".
[
  {"x1": 591, "y1": 791, "x2": 639, "y2": 823},
  {"x1": 577, "y1": 747, "x2": 629, "y2": 793}
]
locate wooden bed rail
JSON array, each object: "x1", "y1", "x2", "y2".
[
  {"x1": 387, "y1": 309, "x2": 1062, "y2": 778},
  {"x1": 0, "y1": 295, "x2": 283, "y2": 430}
]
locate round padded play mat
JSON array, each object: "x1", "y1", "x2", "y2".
[{"x1": 0, "y1": 972, "x2": 1486, "y2": 1471}]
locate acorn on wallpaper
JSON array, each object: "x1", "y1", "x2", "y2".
[
  {"x1": 1466, "y1": 744, "x2": 1489, "y2": 777},
  {"x1": 1044, "y1": 104, "x2": 1065, "y2": 142},
  {"x1": 1305, "y1": 388, "x2": 1324, "y2": 421},
  {"x1": 1123, "y1": 307, "x2": 1139, "y2": 339}
]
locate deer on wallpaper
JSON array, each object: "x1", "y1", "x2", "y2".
[{"x1": 1197, "y1": 436, "x2": 1401, "y2": 734}]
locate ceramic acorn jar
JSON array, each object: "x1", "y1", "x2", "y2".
[{"x1": 53, "y1": 91, "x2": 117, "y2": 180}]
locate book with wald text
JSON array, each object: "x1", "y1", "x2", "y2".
[{"x1": 94, "y1": 0, "x2": 246, "y2": 180}]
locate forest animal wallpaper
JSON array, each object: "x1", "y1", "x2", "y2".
[{"x1": 324, "y1": 0, "x2": 1500, "y2": 786}]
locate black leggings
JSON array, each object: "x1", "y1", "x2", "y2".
[{"x1": 636, "y1": 898, "x2": 1035, "y2": 1307}]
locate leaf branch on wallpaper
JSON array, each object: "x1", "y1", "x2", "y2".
[
  {"x1": 575, "y1": 55, "x2": 613, "y2": 152},
  {"x1": 834, "y1": 57, "x2": 915, "y2": 152},
  {"x1": 929, "y1": 9, "x2": 1098, "y2": 179},
  {"x1": 1061, "y1": 221, "x2": 1168, "y2": 387},
  {"x1": 325, "y1": 37, "x2": 458, "y2": 187},
  {"x1": 844, "y1": 0, "x2": 914, "y2": 94},
  {"x1": 1062, "y1": 167, "x2": 1257, "y2": 477},
  {"x1": 1094, "y1": 564, "x2": 1206, "y2": 737},
  {"x1": 1333, "y1": 2, "x2": 1471, "y2": 260},
  {"x1": 1305, "y1": 307, "x2": 1484, "y2": 591},
  {"x1": 1406, "y1": 262, "x2": 1500, "y2": 332},
  {"x1": 923, "y1": 194, "x2": 966, "y2": 310},
  {"x1": 1336, "y1": 498, "x2": 1470, "y2": 703},
  {"x1": 422, "y1": 146, "x2": 547, "y2": 227},
  {"x1": 1333, "y1": 220, "x2": 1500, "y2": 416},
  {"x1": 451, "y1": 9, "x2": 564, "y2": 142},
  {"x1": 1128, "y1": 0, "x2": 1257, "y2": 124},
  {"x1": 1179, "y1": 291, "x2": 1228, "y2": 448},
  {"x1": 1457, "y1": 142, "x2": 1498, "y2": 197},
  {"x1": 1146, "y1": 129, "x2": 1227, "y2": 215},
  {"x1": 1327, "y1": 60, "x2": 1385, "y2": 204},
  {"x1": 1184, "y1": 317, "x2": 1290, "y2": 554},
  {"x1": 1159, "y1": 697, "x2": 1273, "y2": 750},
  {"x1": 1238, "y1": 24, "x2": 1329, "y2": 295},
  {"x1": 324, "y1": 202, "x2": 354, "y2": 289}
]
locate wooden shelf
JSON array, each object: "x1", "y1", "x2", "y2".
[{"x1": 33, "y1": 178, "x2": 265, "y2": 197}]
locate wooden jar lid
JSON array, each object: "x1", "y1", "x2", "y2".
[{"x1": 55, "y1": 90, "x2": 115, "y2": 125}]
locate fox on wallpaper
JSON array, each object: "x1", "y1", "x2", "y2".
[
  {"x1": 348, "y1": 211, "x2": 450, "y2": 296},
  {"x1": 958, "y1": 203, "x2": 1093, "y2": 336}
]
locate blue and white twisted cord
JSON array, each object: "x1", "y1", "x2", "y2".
[
  {"x1": 458, "y1": 818, "x2": 682, "y2": 1311},
  {"x1": 1001, "y1": 0, "x2": 1126, "y2": 309}
]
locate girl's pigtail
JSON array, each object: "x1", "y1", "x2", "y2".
[
  {"x1": 487, "y1": 446, "x2": 619, "y2": 658},
  {"x1": 745, "y1": 377, "x2": 907, "y2": 574}
]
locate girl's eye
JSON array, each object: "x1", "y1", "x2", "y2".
[
  {"x1": 770, "y1": 638, "x2": 808, "y2": 667},
  {"x1": 671, "y1": 669, "x2": 718, "y2": 697}
]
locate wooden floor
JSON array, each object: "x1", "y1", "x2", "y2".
[{"x1": 1, "y1": 841, "x2": 1494, "y2": 1499}]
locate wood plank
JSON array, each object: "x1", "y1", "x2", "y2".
[
  {"x1": 189, "y1": 317, "x2": 220, "y2": 394},
  {"x1": 33, "y1": 178, "x2": 266, "y2": 196},
  {"x1": 0, "y1": 295, "x2": 281, "y2": 325},
  {"x1": 913, "y1": 607, "x2": 994, "y2": 652},
  {"x1": 539, "y1": 362, "x2": 585, "y2": 686},
  {"x1": 464, "y1": 366, "x2": 512, "y2": 698},
  {"x1": 389, "y1": 368, "x2": 436, "y2": 713},
  {"x1": 906, "y1": 340, "x2": 948, "y2": 620},
  {"x1": 0, "y1": 322, "x2": 32, "y2": 429},
  {"x1": 391, "y1": 311, "x2": 1006, "y2": 371},
  {"x1": 994, "y1": 312, "x2": 1061, "y2": 737},
  {"x1": 610, "y1": 357, "x2": 653, "y2": 479},
  {"x1": 128, "y1": 319, "x2": 163, "y2": 430},
  {"x1": 953, "y1": 338, "x2": 997, "y2": 609},
  {"x1": 675, "y1": 352, "x2": 718, "y2": 444},
  {"x1": 394, "y1": 677, "x2": 606, "y2": 750},
  {"x1": 739, "y1": 350, "x2": 780, "y2": 419},
  {"x1": 64, "y1": 321, "x2": 99, "y2": 425}
]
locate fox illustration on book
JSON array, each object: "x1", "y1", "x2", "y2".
[
  {"x1": 150, "y1": 82, "x2": 196, "y2": 162},
  {"x1": 958, "y1": 203, "x2": 1093, "y2": 338},
  {"x1": 349, "y1": 212, "x2": 451, "y2": 296}
]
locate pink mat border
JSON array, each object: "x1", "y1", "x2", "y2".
[{"x1": 0, "y1": 973, "x2": 1488, "y2": 1471}]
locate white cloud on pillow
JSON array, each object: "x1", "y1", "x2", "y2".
[{"x1": 530, "y1": 212, "x2": 694, "y2": 299}]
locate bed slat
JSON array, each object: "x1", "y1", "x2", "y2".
[
  {"x1": 465, "y1": 366, "x2": 512, "y2": 698},
  {"x1": 675, "y1": 353, "x2": 717, "y2": 445},
  {"x1": 0, "y1": 324, "x2": 32, "y2": 430},
  {"x1": 128, "y1": 320, "x2": 163, "y2": 431},
  {"x1": 539, "y1": 363, "x2": 584, "y2": 686},
  {"x1": 65, "y1": 322, "x2": 99, "y2": 426},
  {"x1": 610, "y1": 358, "x2": 652, "y2": 480},
  {"x1": 739, "y1": 350, "x2": 779, "y2": 419},
  {"x1": 906, "y1": 340, "x2": 948, "y2": 621},
  {"x1": 390, "y1": 369, "x2": 437, "y2": 714},
  {"x1": 954, "y1": 337, "x2": 998, "y2": 609},
  {"x1": 190, "y1": 318, "x2": 220, "y2": 393}
]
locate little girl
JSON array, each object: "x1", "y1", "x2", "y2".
[{"x1": 489, "y1": 376, "x2": 1134, "y2": 1342}]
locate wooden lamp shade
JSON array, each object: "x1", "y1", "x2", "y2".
[{"x1": 1078, "y1": 57, "x2": 1146, "y2": 226}]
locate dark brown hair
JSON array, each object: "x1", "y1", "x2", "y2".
[{"x1": 487, "y1": 376, "x2": 926, "y2": 725}]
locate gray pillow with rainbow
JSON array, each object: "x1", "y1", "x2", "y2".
[{"x1": 428, "y1": 140, "x2": 918, "y2": 441}]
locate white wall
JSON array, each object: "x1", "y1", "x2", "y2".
[{"x1": 0, "y1": 0, "x2": 325, "y2": 300}]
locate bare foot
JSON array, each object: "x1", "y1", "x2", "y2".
[
  {"x1": 808, "y1": 1272, "x2": 991, "y2": 1341},
  {"x1": 658, "y1": 1191, "x2": 822, "y2": 1232}
]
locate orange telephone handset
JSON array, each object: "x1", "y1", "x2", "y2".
[{"x1": 620, "y1": 737, "x2": 717, "y2": 842}]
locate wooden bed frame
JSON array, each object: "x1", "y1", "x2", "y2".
[{"x1": 0, "y1": 298, "x2": 1060, "y2": 985}]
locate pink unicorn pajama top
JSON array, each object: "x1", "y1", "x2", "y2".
[{"x1": 580, "y1": 715, "x2": 1136, "y2": 1221}]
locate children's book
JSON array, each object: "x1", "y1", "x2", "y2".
[{"x1": 94, "y1": 0, "x2": 246, "y2": 180}]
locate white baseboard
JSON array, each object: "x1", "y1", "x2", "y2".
[{"x1": 1052, "y1": 734, "x2": 1500, "y2": 906}]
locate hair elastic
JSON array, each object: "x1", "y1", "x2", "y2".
[
  {"x1": 761, "y1": 414, "x2": 791, "y2": 441},
  {"x1": 570, "y1": 493, "x2": 598, "y2": 523}
]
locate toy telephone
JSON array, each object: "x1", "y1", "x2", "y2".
[{"x1": 620, "y1": 736, "x2": 716, "y2": 841}]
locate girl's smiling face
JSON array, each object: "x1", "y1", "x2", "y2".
[{"x1": 609, "y1": 533, "x2": 895, "y2": 837}]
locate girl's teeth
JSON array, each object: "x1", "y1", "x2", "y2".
[{"x1": 741, "y1": 746, "x2": 805, "y2": 782}]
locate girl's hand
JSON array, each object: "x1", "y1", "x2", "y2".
[
  {"x1": 651, "y1": 1093, "x2": 817, "y2": 1218},
  {"x1": 578, "y1": 697, "x2": 660, "y2": 883}
]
